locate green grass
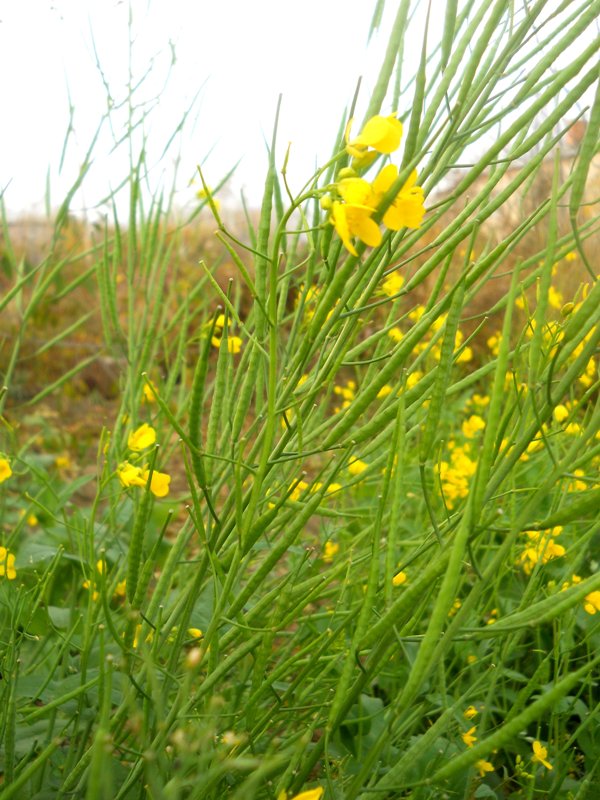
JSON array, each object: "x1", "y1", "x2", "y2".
[{"x1": 1, "y1": 2, "x2": 600, "y2": 798}]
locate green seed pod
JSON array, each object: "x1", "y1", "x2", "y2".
[{"x1": 561, "y1": 301, "x2": 575, "y2": 317}]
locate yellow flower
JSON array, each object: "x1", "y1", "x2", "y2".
[
  {"x1": 55, "y1": 454, "x2": 72, "y2": 470},
  {"x1": 289, "y1": 480, "x2": 309, "y2": 502},
  {"x1": 348, "y1": 457, "x2": 368, "y2": 476},
  {"x1": 143, "y1": 469, "x2": 171, "y2": 498},
  {"x1": 583, "y1": 591, "x2": 600, "y2": 615},
  {"x1": 463, "y1": 705, "x2": 478, "y2": 720},
  {"x1": 485, "y1": 608, "x2": 498, "y2": 625},
  {"x1": 475, "y1": 760, "x2": 494, "y2": 777},
  {"x1": 132, "y1": 624, "x2": 154, "y2": 649},
  {"x1": 0, "y1": 547, "x2": 17, "y2": 580},
  {"x1": 553, "y1": 404, "x2": 569, "y2": 423},
  {"x1": 346, "y1": 114, "x2": 403, "y2": 157},
  {"x1": 560, "y1": 574, "x2": 581, "y2": 592},
  {"x1": 462, "y1": 415, "x2": 486, "y2": 439},
  {"x1": 517, "y1": 528, "x2": 566, "y2": 574},
  {"x1": 211, "y1": 335, "x2": 242, "y2": 354},
  {"x1": 435, "y1": 445, "x2": 477, "y2": 508},
  {"x1": 333, "y1": 381, "x2": 356, "y2": 404},
  {"x1": 370, "y1": 164, "x2": 426, "y2": 230},
  {"x1": 462, "y1": 726, "x2": 477, "y2": 747},
  {"x1": 188, "y1": 628, "x2": 203, "y2": 639},
  {"x1": 82, "y1": 579, "x2": 99, "y2": 602},
  {"x1": 128, "y1": 423, "x2": 157, "y2": 452},
  {"x1": 142, "y1": 380, "x2": 158, "y2": 404},
  {"x1": 381, "y1": 271, "x2": 404, "y2": 297},
  {"x1": 0, "y1": 457, "x2": 12, "y2": 484},
  {"x1": 448, "y1": 598, "x2": 462, "y2": 617},
  {"x1": 531, "y1": 740, "x2": 553, "y2": 770},
  {"x1": 471, "y1": 393, "x2": 490, "y2": 408},
  {"x1": 196, "y1": 185, "x2": 220, "y2": 211},
  {"x1": 117, "y1": 462, "x2": 147, "y2": 489},
  {"x1": 117, "y1": 462, "x2": 170, "y2": 498},
  {"x1": 568, "y1": 469, "x2": 587, "y2": 492},
  {"x1": 377, "y1": 384, "x2": 393, "y2": 399},
  {"x1": 565, "y1": 422, "x2": 581, "y2": 436},
  {"x1": 330, "y1": 198, "x2": 381, "y2": 256},
  {"x1": 323, "y1": 541, "x2": 339, "y2": 563},
  {"x1": 456, "y1": 345, "x2": 473, "y2": 363},
  {"x1": 392, "y1": 570, "x2": 407, "y2": 586},
  {"x1": 406, "y1": 371, "x2": 423, "y2": 389},
  {"x1": 289, "y1": 789, "x2": 324, "y2": 800},
  {"x1": 467, "y1": 654, "x2": 477, "y2": 665}
]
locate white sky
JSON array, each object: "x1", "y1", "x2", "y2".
[
  {"x1": 1, "y1": 1, "x2": 591, "y2": 220},
  {"x1": 0, "y1": 0, "x2": 430, "y2": 218}
]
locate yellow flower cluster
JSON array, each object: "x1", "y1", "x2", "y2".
[
  {"x1": 517, "y1": 527, "x2": 565, "y2": 575},
  {"x1": 467, "y1": 393, "x2": 490, "y2": 411},
  {"x1": 462, "y1": 414, "x2": 485, "y2": 439},
  {"x1": 82, "y1": 560, "x2": 126, "y2": 602},
  {"x1": 323, "y1": 115, "x2": 425, "y2": 255},
  {"x1": 333, "y1": 379, "x2": 356, "y2": 412},
  {"x1": 568, "y1": 469, "x2": 587, "y2": 492},
  {"x1": 557, "y1": 573, "x2": 600, "y2": 615},
  {"x1": 296, "y1": 285, "x2": 337, "y2": 324},
  {"x1": 0, "y1": 547, "x2": 17, "y2": 580},
  {"x1": 287, "y1": 478, "x2": 341, "y2": 504},
  {"x1": 386, "y1": 307, "x2": 472, "y2": 365},
  {"x1": 485, "y1": 608, "x2": 499, "y2": 625},
  {"x1": 118, "y1": 424, "x2": 171, "y2": 498},
  {"x1": 435, "y1": 444, "x2": 477, "y2": 508},
  {"x1": 210, "y1": 314, "x2": 242, "y2": 354},
  {"x1": 583, "y1": 590, "x2": 600, "y2": 615}
]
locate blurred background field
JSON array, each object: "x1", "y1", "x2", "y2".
[{"x1": 2, "y1": 118, "x2": 597, "y2": 445}]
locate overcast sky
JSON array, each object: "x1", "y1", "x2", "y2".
[
  {"x1": 1, "y1": 0, "x2": 435, "y2": 217},
  {"x1": 1, "y1": 1, "x2": 590, "y2": 220}
]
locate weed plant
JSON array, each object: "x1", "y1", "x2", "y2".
[{"x1": 1, "y1": 1, "x2": 599, "y2": 798}]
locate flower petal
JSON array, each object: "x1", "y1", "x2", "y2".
[
  {"x1": 331, "y1": 201, "x2": 357, "y2": 256},
  {"x1": 353, "y1": 214, "x2": 382, "y2": 248},
  {"x1": 351, "y1": 115, "x2": 403, "y2": 154},
  {"x1": 383, "y1": 192, "x2": 426, "y2": 230},
  {"x1": 338, "y1": 177, "x2": 374, "y2": 206},
  {"x1": 372, "y1": 163, "x2": 398, "y2": 195}
]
